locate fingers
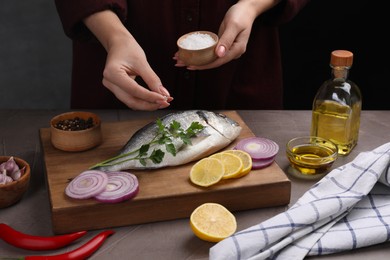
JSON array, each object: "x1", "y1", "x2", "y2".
[
  {"x1": 102, "y1": 63, "x2": 173, "y2": 110},
  {"x1": 217, "y1": 21, "x2": 248, "y2": 59},
  {"x1": 216, "y1": 45, "x2": 227, "y2": 58},
  {"x1": 100, "y1": 33, "x2": 174, "y2": 111},
  {"x1": 103, "y1": 77, "x2": 171, "y2": 111},
  {"x1": 173, "y1": 16, "x2": 248, "y2": 70},
  {"x1": 137, "y1": 63, "x2": 172, "y2": 100}
]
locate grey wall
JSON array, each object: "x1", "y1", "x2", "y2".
[{"x1": 0, "y1": 1, "x2": 71, "y2": 109}]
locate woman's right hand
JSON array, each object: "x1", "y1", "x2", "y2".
[{"x1": 84, "y1": 10, "x2": 172, "y2": 111}]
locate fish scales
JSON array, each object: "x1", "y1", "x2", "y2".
[{"x1": 92, "y1": 110, "x2": 242, "y2": 171}]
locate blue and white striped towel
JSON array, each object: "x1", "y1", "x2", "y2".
[{"x1": 210, "y1": 142, "x2": 390, "y2": 260}]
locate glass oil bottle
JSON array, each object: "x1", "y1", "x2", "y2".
[{"x1": 310, "y1": 50, "x2": 362, "y2": 156}]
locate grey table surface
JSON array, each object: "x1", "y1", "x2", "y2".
[{"x1": 1, "y1": 109, "x2": 390, "y2": 259}]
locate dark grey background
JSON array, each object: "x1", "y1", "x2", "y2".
[
  {"x1": 280, "y1": 0, "x2": 389, "y2": 110},
  {"x1": 0, "y1": 1, "x2": 71, "y2": 109},
  {"x1": 0, "y1": 1, "x2": 387, "y2": 110}
]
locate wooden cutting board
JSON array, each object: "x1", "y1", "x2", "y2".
[{"x1": 39, "y1": 111, "x2": 290, "y2": 234}]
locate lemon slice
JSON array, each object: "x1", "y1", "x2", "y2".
[
  {"x1": 190, "y1": 158, "x2": 224, "y2": 187},
  {"x1": 209, "y1": 152, "x2": 243, "y2": 179},
  {"x1": 223, "y1": 149, "x2": 253, "y2": 178},
  {"x1": 190, "y1": 202, "x2": 237, "y2": 242}
]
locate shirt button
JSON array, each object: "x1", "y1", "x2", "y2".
[
  {"x1": 186, "y1": 14, "x2": 193, "y2": 22},
  {"x1": 184, "y1": 71, "x2": 191, "y2": 80}
]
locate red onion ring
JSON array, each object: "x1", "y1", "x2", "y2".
[
  {"x1": 235, "y1": 137, "x2": 279, "y2": 160},
  {"x1": 95, "y1": 171, "x2": 139, "y2": 203},
  {"x1": 252, "y1": 157, "x2": 275, "y2": 170},
  {"x1": 65, "y1": 170, "x2": 108, "y2": 199}
]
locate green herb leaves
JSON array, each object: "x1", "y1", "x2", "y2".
[{"x1": 90, "y1": 119, "x2": 204, "y2": 169}]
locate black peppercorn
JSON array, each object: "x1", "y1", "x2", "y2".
[{"x1": 54, "y1": 117, "x2": 95, "y2": 131}]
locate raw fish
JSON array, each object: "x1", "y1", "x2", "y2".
[{"x1": 91, "y1": 110, "x2": 242, "y2": 171}]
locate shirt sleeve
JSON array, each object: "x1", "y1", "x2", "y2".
[{"x1": 54, "y1": 0, "x2": 127, "y2": 41}]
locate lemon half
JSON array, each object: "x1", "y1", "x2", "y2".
[{"x1": 190, "y1": 202, "x2": 237, "y2": 242}]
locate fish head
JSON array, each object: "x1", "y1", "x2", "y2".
[{"x1": 197, "y1": 111, "x2": 242, "y2": 141}]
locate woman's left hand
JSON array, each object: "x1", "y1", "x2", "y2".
[{"x1": 174, "y1": 0, "x2": 281, "y2": 70}]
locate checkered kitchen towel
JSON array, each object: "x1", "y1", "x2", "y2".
[{"x1": 210, "y1": 142, "x2": 390, "y2": 260}]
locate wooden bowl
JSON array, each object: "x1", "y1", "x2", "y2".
[
  {"x1": 0, "y1": 156, "x2": 31, "y2": 208},
  {"x1": 177, "y1": 31, "x2": 218, "y2": 66},
  {"x1": 50, "y1": 111, "x2": 102, "y2": 152}
]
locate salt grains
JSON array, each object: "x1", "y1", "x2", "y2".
[{"x1": 180, "y1": 32, "x2": 216, "y2": 50}]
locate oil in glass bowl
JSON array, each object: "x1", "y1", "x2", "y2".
[{"x1": 286, "y1": 136, "x2": 338, "y2": 179}]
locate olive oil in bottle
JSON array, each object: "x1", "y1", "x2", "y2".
[{"x1": 310, "y1": 50, "x2": 362, "y2": 156}]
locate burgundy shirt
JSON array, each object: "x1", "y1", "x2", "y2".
[{"x1": 55, "y1": 0, "x2": 309, "y2": 109}]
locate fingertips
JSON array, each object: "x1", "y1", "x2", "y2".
[
  {"x1": 216, "y1": 45, "x2": 226, "y2": 58},
  {"x1": 158, "y1": 85, "x2": 171, "y2": 97},
  {"x1": 156, "y1": 99, "x2": 171, "y2": 109},
  {"x1": 174, "y1": 57, "x2": 186, "y2": 67},
  {"x1": 157, "y1": 85, "x2": 174, "y2": 105}
]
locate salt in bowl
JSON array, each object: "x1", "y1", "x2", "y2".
[{"x1": 177, "y1": 31, "x2": 219, "y2": 66}]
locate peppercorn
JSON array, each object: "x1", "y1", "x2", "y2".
[{"x1": 54, "y1": 117, "x2": 95, "y2": 131}]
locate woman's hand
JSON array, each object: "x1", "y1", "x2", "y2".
[
  {"x1": 174, "y1": 0, "x2": 281, "y2": 70},
  {"x1": 84, "y1": 10, "x2": 172, "y2": 111}
]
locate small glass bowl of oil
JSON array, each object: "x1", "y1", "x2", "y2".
[{"x1": 286, "y1": 136, "x2": 338, "y2": 180}]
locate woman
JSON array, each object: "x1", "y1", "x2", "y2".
[{"x1": 55, "y1": 0, "x2": 309, "y2": 110}]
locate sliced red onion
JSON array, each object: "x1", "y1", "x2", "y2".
[
  {"x1": 235, "y1": 137, "x2": 279, "y2": 160},
  {"x1": 95, "y1": 171, "x2": 139, "y2": 204},
  {"x1": 65, "y1": 170, "x2": 108, "y2": 199},
  {"x1": 252, "y1": 157, "x2": 275, "y2": 170}
]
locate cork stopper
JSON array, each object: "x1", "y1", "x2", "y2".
[{"x1": 330, "y1": 50, "x2": 353, "y2": 67}]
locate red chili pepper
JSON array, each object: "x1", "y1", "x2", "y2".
[
  {"x1": 0, "y1": 223, "x2": 87, "y2": 251},
  {"x1": 24, "y1": 230, "x2": 115, "y2": 260}
]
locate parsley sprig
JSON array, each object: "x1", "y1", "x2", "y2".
[{"x1": 90, "y1": 119, "x2": 204, "y2": 169}]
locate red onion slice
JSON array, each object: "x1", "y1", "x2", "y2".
[
  {"x1": 252, "y1": 157, "x2": 275, "y2": 170},
  {"x1": 65, "y1": 170, "x2": 108, "y2": 199},
  {"x1": 235, "y1": 137, "x2": 279, "y2": 160},
  {"x1": 95, "y1": 171, "x2": 139, "y2": 204}
]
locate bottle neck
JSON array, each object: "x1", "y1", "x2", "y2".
[{"x1": 331, "y1": 65, "x2": 350, "y2": 80}]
